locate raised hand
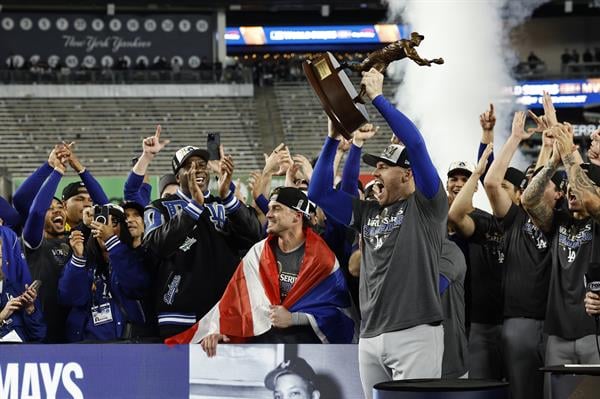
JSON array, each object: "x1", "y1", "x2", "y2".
[
  {"x1": 292, "y1": 154, "x2": 313, "y2": 183},
  {"x1": 511, "y1": 111, "x2": 535, "y2": 141},
  {"x1": 542, "y1": 91, "x2": 558, "y2": 127},
  {"x1": 64, "y1": 141, "x2": 84, "y2": 173},
  {"x1": 142, "y1": 125, "x2": 170, "y2": 157},
  {"x1": 473, "y1": 143, "x2": 493, "y2": 176},
  {"x1": 218, "y1": 146, "x2": 235, "y2": 199},
  {"x1": 186, "y1": 161, "x2": 205, "y2": 205},
  {"x1": 360, "y1": 68, "x2": 384, "y2": 101},
  {"x1": 479, "y1": 104, "x2": 496, "y2": 131},
  {"x1": 353, "y1": 123, "x2": 379, "y2": 148},
  {"x1": 69, "y1": 230, "x2": 85, "y2": 257},
  {"x1": 264, "y1": 143, "x2": 292, "y2": 176},
  {"x1": 553, "y1": 124, "x2": 575, "y2": 159},
  {"x1": 20, "y1": 284, "x2": 38, "y2": 314},
  {"x1": 247, "y1": 171, "x2": 262, "y2": 200},
  {"x1": 90, "y1": 216, "x2": 116, "y2": 242}
]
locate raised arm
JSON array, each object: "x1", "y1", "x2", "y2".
[
  {"x1": 126, "y1": 125, "x2": 169, "y2": 205},
  {"x1": 361, "y1": 68, "x2": 439, "y2": 199},
  {"x1": 23, "y1": 169, "x2": 64, "y2": 249},
  {"x1": 13, "y1": 147, "x2": 59, "y2": 220},
  {"x1": 556, "y1": 124, "x2": 600, "y2": 223},
  {"x1": 66, "y1": 143, "x2": 109, "y2": 205},
  {"x1": 340, "y1": 124, "x2": 378, "y2": 196},
  {"x1": 449, "y1": 144, "x2": 493, "y2": 237},
  {"x1": 478, "y1": 104, "x2": 495, "y2": 182},
  {"x1": 307, "y1": 121, "x2": 354, "y2": 226},
  {"x1": 484, "y1": 111, "x2": 534, "y2": 218},
  {"x1": 521, "y1": 140, "x2": 560, "y2": 233}
]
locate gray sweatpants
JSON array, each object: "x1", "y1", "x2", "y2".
[
  {"x1": 502, "y1": 317, "x2": 545, "y2": 399},
  {"x1": 358, "y1": 324, "x2": 444, "y2": 399},
  {"x1": 544, "y1": 334, "x2": 600, "y2": 399},
  {"x1": 468, "y1": 322, "x2": 504, "y2": 379}
]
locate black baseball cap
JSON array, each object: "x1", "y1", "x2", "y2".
[
  {"x1": 121, "y1": 201, "x2": 145, "y2": 217},
  {"x1": 269, "y1": 187, "x2": 311, "y2": 218},
  {"x1": 158, "y1": 173, "x2": 178, "y2": 196},
  {"x1": 530, "y1": 167, "x2": 567, "y2": 193},
  {"x1": 171, "y1": 146, "x2": 209, "y2": 174},
  {"x1": 363, "y1": 144, "x2": 410, "y2": 168},
  {"x1": 504, "y1": 167, "x2": 527, "y2": 190},
  {"x1": 264, "y1": 358, "x2": 317, "y2": 391},
  {"x1": 581, "y1": 163, "x2": 600, "y2": 186},
  {"x1": 62, "y1": 182, "x2": 88, "y2": 201}
]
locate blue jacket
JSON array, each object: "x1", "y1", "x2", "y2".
[
  {"x1": 58, "y1": 236, "x2": 149, "y2": 342},
  {"x1": 0, "y1": 279, "x2": 46, "y2": 342}
]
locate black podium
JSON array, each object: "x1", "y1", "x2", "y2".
[
  {"x1": 373, "y1": 379, "x2": 509, "y2": 399},
  {"x1": 542, "y1": 365, "x2": 600, "y2": 399}
]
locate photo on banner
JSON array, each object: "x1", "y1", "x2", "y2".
[{"x1": 189, "y1": 344, "x2": 362, "y2": 399}]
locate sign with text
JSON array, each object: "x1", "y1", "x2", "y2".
[
  {"x1": 515, "y1": 78, "x2": 600, "y2": 108},
  {"x1": 0, "y1": 13, "x2": 215, "y2": 69},
  {"x1": 225, "y1": 24, "x2": 409, "y2": 46}
]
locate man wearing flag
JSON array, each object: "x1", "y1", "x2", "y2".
[{"x1": 165, "y1": 187, "x2": 356, "y2": 352}]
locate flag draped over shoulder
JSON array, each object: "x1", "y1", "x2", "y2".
[{"x1": 165, "y1": 228, "x2": 355, "y2": 345}]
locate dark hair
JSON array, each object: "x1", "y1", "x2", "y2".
[{"x1": 85, "y1": 216, "x2": 133, "y2": 278}]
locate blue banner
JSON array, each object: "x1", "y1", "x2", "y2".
[
  {"x1": 225, "y1": 24, "x2": 409, "y2": 46},
  {"x1": 515, "y1": 78, "x2": 600, "y2": 108},
  {"x1": 0, "y1": 344, "x2": 188, "y2": 399}
]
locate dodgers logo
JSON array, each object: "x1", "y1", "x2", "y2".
[{"x1": 205, "y1": 203, "x2": 227, "y2": 232}]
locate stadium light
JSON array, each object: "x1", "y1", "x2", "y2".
[
  {"x1": 321, "y1": 4, "x2": 330, "y2": 17},
  {"x1": 107, "y1": 3, "x2": 115, "y2": 16}
]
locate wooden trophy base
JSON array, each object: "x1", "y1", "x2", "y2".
[{"x1": 303, "y1": 52, "x2": 369, "y2": 139}]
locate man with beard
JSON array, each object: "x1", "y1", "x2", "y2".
[
  {"x1": 309, "y1": 68, "x2": 446, "y2": 399},
  {"x1": 143, "y1": 145, "x2": 263, "y2": 338},
  {"x1": 526, "y1": 124, "x2": 600, "y2": 367},
  {"x1": 22, "y1": 147, "x2": 71, "y2": 342}
]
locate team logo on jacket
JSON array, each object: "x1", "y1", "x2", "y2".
[
  {"x1": 523, "y1": 219, "x2": 547, "y2": 250},
  {"x1": 179, "y1": 236, "x2": 197, "y2": 252},
  {"x1": 362, "y1": 206, "x2": 405, "y2": 250},
  {"x1": 163, "y1": 275, "x2": 181, "y2": 305}
]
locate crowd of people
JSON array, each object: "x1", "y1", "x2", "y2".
[{"x1": 2, "y1": 68, "x2": 600, "y2": 399}]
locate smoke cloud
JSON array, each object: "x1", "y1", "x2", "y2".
[{"x1": 384, "y1": 0, "x2": 547, "y2": 209}]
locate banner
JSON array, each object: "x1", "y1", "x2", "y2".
[
  {"x1": 225, "y1": 24, "x2": 409, "y2": 46},
  {"x1": 514, "y1": 78, "x2": 600, "y2": 108},
  {"x1": 0, "y1": 344, "x2": 362, "y2": 399},
  {"x1": 0, "y1": 13, "x2": 215, "y2": 70}
]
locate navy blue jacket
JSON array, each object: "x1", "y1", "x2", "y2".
[
  {"x1": 0, "y1": 279, "x2": 46, "y2": 342},
  {"x1": 58, "y1": 236, "x2": 149, "y2": 342}
]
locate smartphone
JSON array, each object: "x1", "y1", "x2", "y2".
[
  {"x1": 30, "y1": 280, "x2": 42, "y2": 291},
  {"x1": 94, "y1": 205, "x2": 109, "y2": 225},
  {"x1": 207, "y1": 132, "x2": 221, "y2": 161}
]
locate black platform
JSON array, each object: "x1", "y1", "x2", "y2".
[
  {"x1": 542, "y1": 365, "x2": 600, "y2": 399},
  {"x1": 373, "y1": 379, "x2": 508, "y2": 399}
]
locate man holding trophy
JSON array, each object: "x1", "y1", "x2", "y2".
[{"x1": 309, "y1": 63, "x2": 447, "y2": 398}]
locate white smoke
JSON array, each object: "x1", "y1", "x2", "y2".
[{"x1": 384, "y1": 0, "x2": 548, "y2": 210}]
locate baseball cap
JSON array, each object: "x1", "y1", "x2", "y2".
[
  {"x1": 264, "y1": 358, "x2": 317, "y2": 391},
  {"x1": 121, "y1": 201, "x2": 145, "y2": 217},
  {"x1": 447, "y1": 161, "x2": 474, "y2": 178},
  {"x1": 62, "y1": 182, "x2": 88, "y2": 201},
  {"x1": 171, "y1": 146, "x2": 209, "y2": 174},
  {"x1": 529, "y1": 167, "x2": 567, "y2": 193},
  {"x1": 581, "y1": 163, "x2": 600, "y2": 186},
  {"x1": 363, "y1": 144, "x2": 410, "y2": 168},
  {"x1": 269, "y1": 187, "x2": 311, "y2": 218},
  {"x1": 504, "y1": 167, "x2": 527, "y2": 190},
  {"x1": 158, "y1": 173, "x2": 178, "y2": 196}
]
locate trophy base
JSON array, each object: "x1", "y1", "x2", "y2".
[{"x1": 303, "y1": 52, "x2": 369, "y2": 140}]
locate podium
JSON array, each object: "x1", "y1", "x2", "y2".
[
  {"x1": 373, "y1": 379, "x2": 508, "y2": 399},
  {"x1": 542, "y1": 365, "x2": 600, "y2": 399}
]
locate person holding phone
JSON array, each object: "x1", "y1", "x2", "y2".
[
  {"x1": 58, "y1": 204, "x2": 149, "y2": 342},
  {"x1": 0, "y1": 225, "x2": 46, "y2": 342}
]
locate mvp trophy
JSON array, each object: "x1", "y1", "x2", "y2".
[{"x1": 303, "y1": 32, "x2": 444, "y2": 139}]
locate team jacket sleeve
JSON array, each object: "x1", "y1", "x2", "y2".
[
  {"x1": 106, "y1": 236, "x2": 149, "y2": 299},
  {"x1": 13, "y1": 162, "x2": 53, "y2": 221},
  {"x1": 0, "y1": 196, "x2": 20, "y2": 228},
  {"x1": 22, "y1": 306, "x2": 47, "y2": 342},
  {"x1": 477, "y1": 142, "x2": 495, "y2": 183},
  {"x1": 142, "y1": 200, "x2": 204, "y2": 258},
  {"x1": 372, "y1": 95, "x2": 440, "y2": 199},
  {"x1": 255, "y1": 194, "x2": 270, "y2": 215},
  {"x1": 124, "y1": 171, "x2": 151, "y2": 206},
  {"x1": 79, "y1": 169, "x2": 110, "y2": 205},
  {"x1": 221, "y1": 183, "x2": 264, "y2": 245},
  {"x1": 340, "y1": 143, "x2": 361, "y2": 196},
  {"x1": 23, "y1": 170, "x2": 62, "y2": 249},
  {"x1": 57, "y1": 256, "x2": 92, "y2": 307},
  {"x1": 308, "y1": 136, "x2": 354, "y2": 226}
]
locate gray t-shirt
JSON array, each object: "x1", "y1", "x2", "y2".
[
  {"x1": 351, "y1": 181, "x2": 447, "y2": 338},
  {"x1": 439, "y1": 239, "x2": 468, "y2": 378},
  {"x1": 273, "y1": 242, "x2": 305, "y2": 302}
]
